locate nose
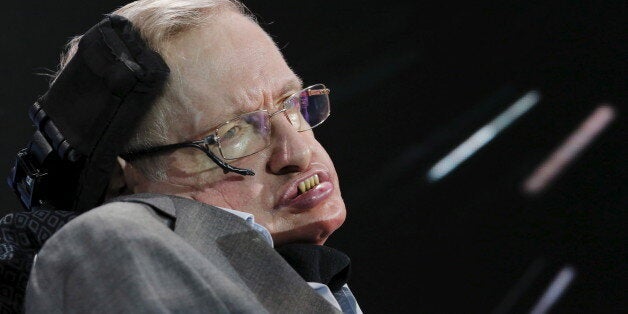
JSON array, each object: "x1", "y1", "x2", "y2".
[{"x1": 267, "y1": 113, "x2": 312, "y2": 174}]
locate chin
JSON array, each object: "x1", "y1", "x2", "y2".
[{"x1": 273, "y1": 207, "x2": 347, "y2": 246}]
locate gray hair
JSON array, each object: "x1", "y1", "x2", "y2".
[{"x1": 54, "y1": 0, "x2": 251, "y2": 181}]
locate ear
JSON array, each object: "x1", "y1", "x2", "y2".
[{"x1": 105, "y1": 157, "x2": 141, "y2": 199}]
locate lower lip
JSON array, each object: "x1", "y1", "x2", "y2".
[{"x1": 284, "y1": 182, "x2": 334, "y2": 211}]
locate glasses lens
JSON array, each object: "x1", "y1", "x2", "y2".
[
  {"x1": 285, "y1": 84, "x2": 330, "y2": 131},
  {"x1": 215, "y1": 111, "x2": 271, "y2": 160}
]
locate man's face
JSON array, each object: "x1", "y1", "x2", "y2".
[{"x1": 131, "y1": 11, "x2": 346, "y2": 246}]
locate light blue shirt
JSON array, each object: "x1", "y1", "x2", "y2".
[{"x1": 219, "y1": 207, "x2": 362, "y2": 314}]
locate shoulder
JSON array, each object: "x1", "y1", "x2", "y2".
[
  {"x1": 26, "y1": 201, "x2": 232, "y2": 312},
  {"x1": 61, "y1": 201, "x2": 167, "y2": 237},
  {"x1": 35, "y1": 201, "x2": 174, "y2": 266}
]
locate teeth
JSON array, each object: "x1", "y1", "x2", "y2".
[
  {"x1": 298, "y1": 181, "x2": 306, "y2": 193},
  {"x1": 297, "y1": 174, "x2": 320, "y2": 194}
]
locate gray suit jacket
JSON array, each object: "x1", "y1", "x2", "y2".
[{"x1": 25, "y1": 194, "x2": 341, "y2": 313}]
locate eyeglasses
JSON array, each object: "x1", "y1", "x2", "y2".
[{"x1": 120, "y1": 84, "x2": 331, "y2": 176}]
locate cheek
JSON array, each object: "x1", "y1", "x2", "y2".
[
  {"x1": 164, "y1": 147, "x2": 275, "y2": 209},
  {"x1": 192, "y1": 176, "x2": 269, "y2": 211},
  {"x1": 165, "y1": 149, "x2": 219, "y2": 179},
  {"x1": 216, "y1": 181, "x2": 267, "y2": 208}
]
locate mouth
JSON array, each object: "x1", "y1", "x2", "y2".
[
  {"x1": 276, "y1": 170, "x2": 334, "y2": 211},
  {"x1": 298, "y1": 174, "x2": 320, "y2": 195}
]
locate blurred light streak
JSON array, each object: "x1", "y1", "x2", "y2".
[
  {"x1": 492, "y1": 258, "x2": 546, "y2": 314},
  {"x1": 427, "y1": 90, "x2": 541, "y2": 182},
  {"x1": 529, "y1": 266, "x2": 576, "y2": 314},
  {"x1": 523, "y1": 105, "x2": 616, "y2": 195}
]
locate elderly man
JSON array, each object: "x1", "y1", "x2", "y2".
[{"x1": 22, "y1": 0, "x2": 360, "y2": 312}]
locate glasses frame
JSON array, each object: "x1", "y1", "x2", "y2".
[{"x1": 120, "y1": 84, "x2": 330, "y2": 176}]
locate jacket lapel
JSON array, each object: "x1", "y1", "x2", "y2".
[{"x1": 114, "y1": 193, "x2": 340, "y2": 313}]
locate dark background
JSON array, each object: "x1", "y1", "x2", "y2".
[{"x1": 2, "y1": 1, "x2": 625, "y2": 313}]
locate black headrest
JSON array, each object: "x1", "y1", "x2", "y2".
[{"x1": 8, "y1": 15, "x2": 170, "y2": 211}]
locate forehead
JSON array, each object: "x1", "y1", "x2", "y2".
[{"x1": 162, "y1": 11, "x2": 302, "y2": 139}]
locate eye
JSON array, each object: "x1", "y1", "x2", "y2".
[{"x1": 219, "y1": 125, "x2": 242, "y2": 143}]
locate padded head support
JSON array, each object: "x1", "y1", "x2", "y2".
[{"x1": 8, "y1": 15, "x2": 170, "y2": 211}]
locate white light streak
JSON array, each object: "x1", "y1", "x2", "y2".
[
  {"x1": 427, "y1": 90, "x2": 541, "y2": 182},
  {"x1": 529, "y1": 266, "x2": 576, "y2": 314}
]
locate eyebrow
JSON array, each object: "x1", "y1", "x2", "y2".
[
  {"x1": 192, "y1": 76, "x2": 305, "y2": 140},
  {"x1": 278, "y1": 76, "x2": 304, "y2": 99}
]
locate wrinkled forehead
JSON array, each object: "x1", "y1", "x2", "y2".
[{"x1": 161, "y1": 11, "x2": 301, "y2": 138}]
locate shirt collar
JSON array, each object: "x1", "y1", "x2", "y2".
[{"x1": 216, "y1": 206, "x2": 274, "y2": 247}]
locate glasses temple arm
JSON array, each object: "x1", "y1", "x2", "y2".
[
  {"x1": 200, "y1": 146, "x2": 255, "y2": 176},
  {"x1": 120, "y1": 142, "x2": 194, "y2": 159},
  {"x1": 120, "y1": 141, "x2": 254, "y2": 176}
]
